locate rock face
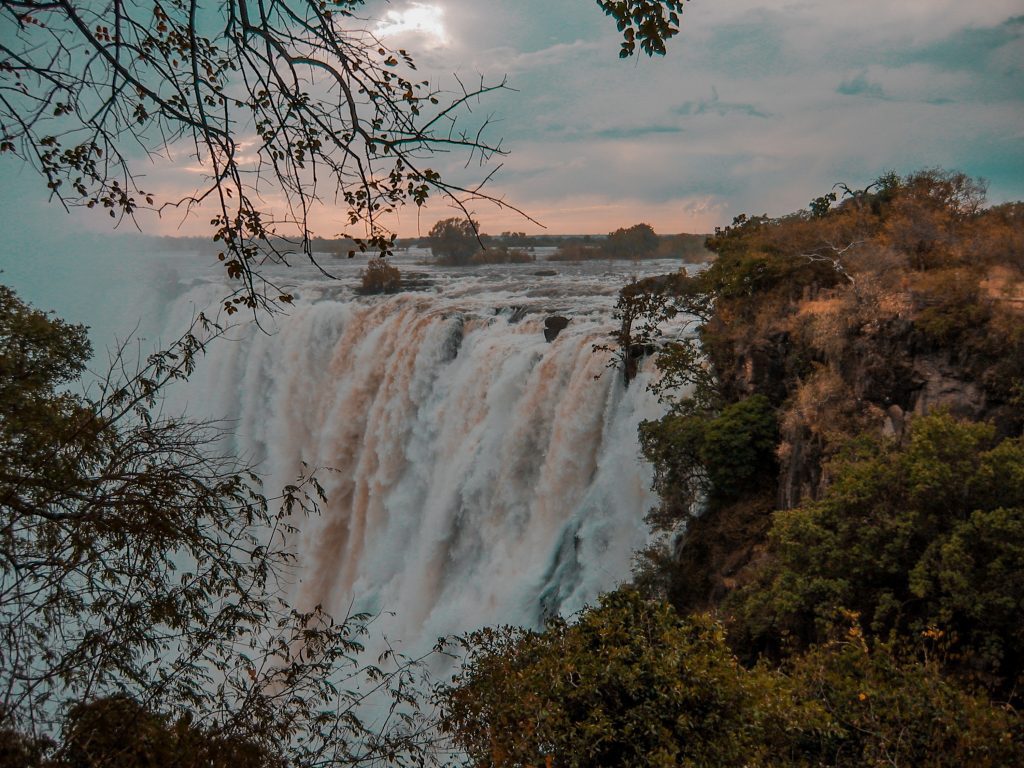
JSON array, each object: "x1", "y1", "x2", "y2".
[
  {"x1": 544, "y1": 315, "x2": 570, "y2": 342},
  {"x1": 716, "y1": 303, "x2": 1018, "y2": 510}
]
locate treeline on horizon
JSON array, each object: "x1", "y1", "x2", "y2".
[{"x1": 142, "y1": 229, "x2": 712, "y2": 261}]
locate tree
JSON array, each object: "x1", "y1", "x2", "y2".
[
  {"x1": 0, "y1": 285, "x2": 439, "y2": 765},
  {"x1": 604, "y1": 222, "x2": 659, "y2": 259},
  {"x1": 729, "y1": 413, "x2": 1024, "y2": 695},
  {"x1": 428, "y1": 216, "x2": 480, "y2": 265},
  {"x1": 0, "y1": 1, "x2": 688, "y2": 314},
  {"x1": 0, "y1": 0, "x2": 513, "y2": 316},
  {"x1": 440, "y1": 590, "x2": 759, "y2": 768},
  {"x1": 359, "y1": 256, "x2": 402, "y2": 294},
  {"x1": 439, "y1": 588, "x2": 1024, "y2": 767}
]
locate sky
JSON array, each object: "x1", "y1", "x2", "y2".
[{"x1": 1, "y1": 0, "x2": 1022, "y2": 241}]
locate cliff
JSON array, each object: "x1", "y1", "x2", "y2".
[{"x1": 632, "y1": 170, "x2": 1024, "y2": 614}]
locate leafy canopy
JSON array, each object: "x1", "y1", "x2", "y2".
[
  {"x1": 730, "y1": 412, "x2": 1024, "y2": 694},
  {"x1": 439, "y1": 588, "x2": 1024, "y2": 767},
  {"x1": 0, "y1": 286, "x2": 439, "y2": 766}
]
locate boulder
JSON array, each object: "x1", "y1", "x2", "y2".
[{"x1": 544, "y1": 315, "x2": 570, "y2": 342}]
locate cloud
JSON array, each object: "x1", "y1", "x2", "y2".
[
  {"x1": 374, "y1": 3, "x2": 449, "y2": 47},
  {"x1": 883, "y1": 15, "x2": 1024, "y2": 74},
  {"x1": 3, "y1": 0, "x2": 1023, "y2": 244},
  {"x1": 592, "y1": 124, "x2": 686, "y2": 140},
  {"x1": 837, "y1": 72, "x2": 887, "y2": 99},
  {"x1": 675, "y1": 86, "x2": 771, "y2": 118}
]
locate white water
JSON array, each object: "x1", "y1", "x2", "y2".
[{"x1": 6, "y1": 244, "x2": 683, "y2": 645}]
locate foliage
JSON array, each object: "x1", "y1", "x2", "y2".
[
  {"x1": 779, "y1": 636, "x2": 1024, "y2": 768},
  {"x1": 56, "y1": 695, "x2": 279, "y2": 768},
  {"x1": 911, "y1": 267, "x2": 991, "y2": 346},
  {"x1": 439, "y1": 589, "x2": 1024, "y2": 767},
  {"x1": 547, "y1": 242, "x2": 606, "y2": 262},
  {"x1": 597, "y1": 275, "x2": 677, "y2": 384},
  {"x1": 700, "y1": 395, "x2": 778, "y2": 498},
  {"x1": 428, "y1": 217, "x2": 481, "y2": 265},
  {"x1": 468, "y1": 245, "x2": 534, "y2": 265},
  {"x1": 596, "y1": 1, "x2": 689, "y2": 57},
  {"x1": 359, "y1": 257, "x2": 402, "y2": 294},
  {"x1": 729, "y1": 413, "x2": 1024, "y2": 694},
  {"x1": 653, "y1": 232, "x2": 711, "y2": 262},
  {"x1": 604, "y1": 222, "x2": 660, "y2": 259},
  {"x1": 0, "y1": 286, "x2": 438, "y2": 766},
  {"x1": 640, "y1": 395, "x2": 777, "y2": 530},
  {"x1": 440, "y1": 590, "x2": 760, "y2": 768},
  {"x1": 0, "y1": 1, "x2": 519, "y2": 314}
]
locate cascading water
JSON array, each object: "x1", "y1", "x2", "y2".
[{"x1": 10, "y1": 245, "x2": 680, "y2": 646}]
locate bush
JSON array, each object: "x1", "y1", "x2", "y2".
[
  {"x1": 440, "y1": 591, "x2": 763, "y2": 768},
  {"x1": 439, "y1": 589, "x2": 1024, "y2": 767},
  {"x1": 911, "y1": 267, "x2": 990, "y2": 346},
  {"x1": 729, "y1": 412, "x2": 1024, "y2": 693},
  {"x1": 359, "y1": 258, "x2": 401, "y2": 294},
  {"x1": 604, "y1": 222, "x2": 659, "y2": 259},
  {"x1": 468, "y1": 246, "x2": 534, "y2": 264},
  {"x1": 429, "y1": 217, "x2": 480, "y2": 265},
  {"x1": 640, "y1": 395, "x2": 778, "y2": 530},
  {"x1": 547, "y1": 242, "x2": 605, "y2": 262},
  {"x1": 701, "y1": 395, "x2": 778, "y2": 499},
  {"x1": 781, "y1": 637, "x2": 1024, "y2": 768}
]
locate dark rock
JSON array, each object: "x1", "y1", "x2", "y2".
[
  {"x1": 544, "y1": 315, "x2": 570, "y2": 342},
  {"x1": 533, "y1": 269, "x2": 558, "y2": 276},
  {"x1": 441, "y1": 315, "x2": 465, "y2": 361},
  {"x1": 507, "y1": 306, "x2": 529, "y2": 324}
]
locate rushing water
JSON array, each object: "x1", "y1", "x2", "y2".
[{"x1": 7, "y1": 244, "x2": 685, "y2": 646}]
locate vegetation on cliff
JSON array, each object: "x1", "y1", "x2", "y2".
[
  {"x1": 440, "y1": 170, "x2": 1024, "y2": 765},
  {"x1": 441, "y1": 590, "x2": 1022, "y2": 768}
]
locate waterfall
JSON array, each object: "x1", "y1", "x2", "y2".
[{"x1": 161, "y1": 260, "x2": 669, "y2": 645}]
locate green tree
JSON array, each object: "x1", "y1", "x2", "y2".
[
  {"x1": 440, "y1": 590, "x2": 761, "y2": 768},
  {"x1": 439, "y1": 588, "x2": 1024, "y2": 767},
  {"x1": 730, "y1": 413, "x2": 1024, "y2": 694},
  {"x1": 428, "y1": 217, "x2": 481, "y2": 265},
  {"x1": 359, "y1": 256, "x2": 402, "y2": 294},
  {"x1": 780, "y1": 636, "x2": 1024, "y2": 768},
  {"x1": 604, "y1": 222, "x2": 660, "y2": 259},
  {"x1": 0, "y1": 285, "x2": 437, "y2": 766}
]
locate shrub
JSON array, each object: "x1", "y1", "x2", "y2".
[
  {"x1": 440, "y1": 591, "x2": 763, "y2": 768},
  {"x1": 439, "y1": 589, "x2": 1024, "y2": 767},
  {"x1": 701, "y1": 395, "x2": 779, "y2": 499},
  {"x1": 468, "y1": 246, "x2": 534, "y2": 264},
  {"x1": 911, "y1": 267, "x2": 990, "y2": 346},
  {"x1": 547, "y1": 243, "x2": 605, "y2": 261},
  {"x1": 781, "y1": 638, "x2": 1024, "y2": 768},
  {"x1": 428, "y1": 217, "x2": 479, "y2": 265},
  {"x1": 359, "y1": 258, "x2": 401, "y2": 294},
  {"x1": 604, "y1": 222, "x2": 659, "y2": 259},
  {"x1": 729, "y1": 412, "x2": 1024, "y2": 693},
  {"x1": 640, "y1": 395, "x2": 778, "y2": 530}
]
